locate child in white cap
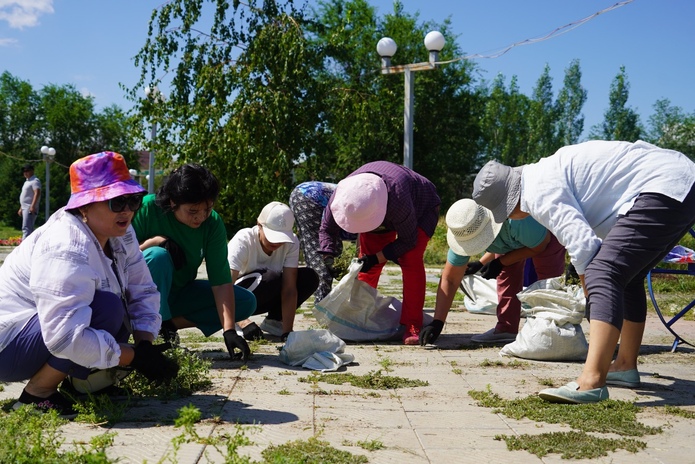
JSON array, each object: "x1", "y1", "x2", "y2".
[{"x1": 228, "y1": 201, "x2": 319, "y2": 340}]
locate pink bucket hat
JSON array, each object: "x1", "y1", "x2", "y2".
[
  {"x1": 331, "y1": 173, "x2": 387, "y2": 233},
  {"x1": 66, "y1": 152, "x2": 146, "y2": 209}
]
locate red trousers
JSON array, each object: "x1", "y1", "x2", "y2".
[
  {"x1": 358, "y1": 228, "x2": 430, "y2": 328},
  {"x1": 495, "y1": 234, "x2": 566, "y2": 334}
]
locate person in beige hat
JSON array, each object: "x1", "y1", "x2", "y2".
[
  {"x1": 419, "y1": 199, "x2": 565, "y2": 345},
  {"x1": 227, "y1": 201, "x2": 319, "y2": 340}
]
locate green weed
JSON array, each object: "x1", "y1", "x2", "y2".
[
  {"x1": 498, "y1": 430, "x2": 646, "y2": 459},
  {"x1": 663, "y1": 405, "x2": 695, "y2": 419},
  {"x1": 470, "y1": 386, "x2": 661, "y2": 459},
  {"x1": 121, "y1": 344, "x2": 212, "y2": 398},
  {"x1": 0, "y1": 406, "x2": 116, "y2": 463},
  {"x1": 469, "y1": 387, "x2": 661, "y2": 436},
  {"x1": 262, "y1": 437, "x2": 368, "y2": 464},
  {"x1": 299, "y1": 370, "x2": 428, "y2": 390},
  {"x1": 72, "y1": 391, "x2": 131, "y2": 425}
]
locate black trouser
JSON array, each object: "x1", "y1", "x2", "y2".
[
  {"x1": 585, "y1": 184, "x2": 695, "y2": 330},
  {"x1": 235, "y1": 267, "x2": 319, "y2": 320}
]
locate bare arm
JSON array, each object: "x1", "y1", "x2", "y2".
[
  {"x1": 280, "y1": 267, "x2": 299, "y2": 333},
  {"x1": 498, "y1": 231, "x2": 552, "y2": 266},
  {"x1": 212, "y1": 283, "x2": 237, "y2": 332},
  {"x1": 139, "y1": 236, "x2": 167, "y2": 251},
  {"x1": 30, "y1": 188, "x2": 41, "y2": 213},
  {"x1": 433, "y1": 261, "x2": 467, "y2": 322}
]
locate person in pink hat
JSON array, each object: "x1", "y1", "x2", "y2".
[
  {"x1": 227, "y1": 201, "x2": 319, "y2": 341},
  {"x1": 319, "y1": 161, "x2": 441, "y2": 345},
  {"x1": 0, "y1": 152, "x2": 179, "y2": 418}
]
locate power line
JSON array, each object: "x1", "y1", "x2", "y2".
[{"x1": 437, "y1": 0, "x2": 635, "y2": 65}]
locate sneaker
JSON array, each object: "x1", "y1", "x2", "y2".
[
  {"x1": 471, "y1": 328, "x2": 517, "y2": 344},
  {"x1": 538, "y1": 381, "x2": 609, "y2": 404},
  {"x1": 260, "y1": 317, "x2": 283, "y2": 337},
  {"x1": 403, "y1": 325, "x2": 420, "y2": 345},
  {"x1": 13, "y1": 389, "x2": 78, "y2": 419},
  {"x1": 606, "y1": 368, "x2": 640, "y2": 388}
]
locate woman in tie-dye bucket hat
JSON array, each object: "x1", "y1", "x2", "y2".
[{"x1": 0, "y1": 152, "x2": 178, "y2": 418}]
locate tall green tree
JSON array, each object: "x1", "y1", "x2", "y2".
[
  {"x1": 525, "y1": 64, "x2": 558, "y2": 163},
  {"x1": 646, "y1": 99, "x2": 695, "y2": 160},
  {"x1": 0, "y1": 73, "x2": 136, "y2": 229},
  {"x1": 130, "y1": 0, "x2": 323, "y2": 232},
  {"x1": 592, "y1": 65, "x2": 641, "y2": 141},
  {"x1": 555, "y1": 59, "x2": 587, "y2": 146},
  {"x1": 480, "y1": 74, "x2": 530, "y2": 167},
  {"x1": 0, "y1": 73, "x2": 42, "y2": 228},
  {"x1": 309, "y1": 0, "x2": 483, "y2": 206}
]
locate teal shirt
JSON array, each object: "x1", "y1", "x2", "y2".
[
  {"x1": 132, "y1": 194, "x2": 233, "y2": 291},
  {"x1": 447, "y1": 216, "x2": 547, "y2": 265}
]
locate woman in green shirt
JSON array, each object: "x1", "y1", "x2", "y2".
[{"x1": 132, "y1": 164, "x2": 256, "y2": 361}]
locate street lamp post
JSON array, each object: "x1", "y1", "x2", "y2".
[
  {"x1": 377, "y1": 31, "x2": 446, "y2": 170},
  {"x1": 40, "y1": 145, "x2": 56, "y2": 219},
  {"x1": 144, "y1": 85, "x2": 165, "y2": 193}
]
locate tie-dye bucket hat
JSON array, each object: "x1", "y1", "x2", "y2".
[{"x1": 65, "y1": 152, "x2": 146, "y2": 209}]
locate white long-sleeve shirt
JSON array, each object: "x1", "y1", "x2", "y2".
[
  {"x1": 0, "y1": 207, "x2": 161, "y2": 369},
  {"x1": 520, "y1": 140, "x2": 695, "y2": 274}
]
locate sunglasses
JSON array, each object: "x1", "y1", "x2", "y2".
[{"x1": 108, "y1": 194, "x2": 144, "y2": 213}]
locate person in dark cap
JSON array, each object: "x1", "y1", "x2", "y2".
[
  {"x1": 472, "y1": 140, "x2": 695, "y2": 404},
  {"x1": 18, "y1": 164, "x2": 41, "y2": 239}
]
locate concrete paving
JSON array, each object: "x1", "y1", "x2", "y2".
[{"x1": 2, "y1": 260, "x2": 695, "y2": 463}]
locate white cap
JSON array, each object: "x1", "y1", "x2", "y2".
[{"x1": 257, "y1": 201, "x2": 295, "y2": 244}]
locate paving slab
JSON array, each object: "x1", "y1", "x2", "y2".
[{"x1": 2, "y1": 263, "x2": 695, "y2": 463}]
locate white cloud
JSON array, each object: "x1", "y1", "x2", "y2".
[
  {"x1": 0, "y1": 0, "x2": 54, "y2": 29},
  {"x1": 0, "y1": 37, "x2": 18, "y2": 46}
]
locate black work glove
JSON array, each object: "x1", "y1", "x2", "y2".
[
  {"x1": 357, "y1": 254, "x2": 379, "y2": 273},
  {"x1": 242, "y1": 322, "x2": 264, "y2": 341},
  {"x1": 480, "y1": 258, "x2": 504, "y2": 280},
  {"x1": 464, "y1": 260, "x2": 483, "y2": 275},
  {"x1": 131, "y1": 341, "x2": 180, "y2": 385},
  {"x1": 322, "y1": 255, "x2": 341, "y2": 279},
  {"x1": 223, "y1": 329, "x2": 251, "y2": 362},
  {"x1": 419, "y1": 319, "x2": 445, "y2": 346},
  {"x1": 161, "y1": 238, "x2": 187, "y2": 270}
]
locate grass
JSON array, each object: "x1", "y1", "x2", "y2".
[
  {"x1": 0, "y1": 224, "x2": 21, "y2": 247},
  {"x1": 0, "y1": 406, "x2": 115, "y2": 462},
  {"x1": 469, "y1": 386, "x2": 662, "y2": 459},
  {"x1": 299, "y1": 370, "x2": 429, "y2": 390}
]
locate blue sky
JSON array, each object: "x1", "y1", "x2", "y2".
[{"x1": 1, "y1": 0, "x2": 693, "y2": 139}]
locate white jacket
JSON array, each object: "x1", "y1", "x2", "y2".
[
  {"x1": 521, "y1": 140, "x2": 695, "y2": 274},
  {"x1": 0, "y1": 208, "x2": 161, "y2": 369}
]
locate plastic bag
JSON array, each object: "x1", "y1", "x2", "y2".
[
  {"x1": 313, "y1": 259, "x2": 431, "y2": 341},
  {"x1": 460, "y1": 274, "x2": 498, "y2": 315},
  {"x1": 279, "y1": 329, "x2": 354, "y2": 372},
  {"x1": 500, "y1": 278, "x2": 588, "y2": 361}
]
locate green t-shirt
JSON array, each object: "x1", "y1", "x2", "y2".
[
  {"x1": 447, "y1": 216, "x2": 547, "y2": 266},
  {"x1": 132, "y1": 194, "x2": 232, "y2": 292}
]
